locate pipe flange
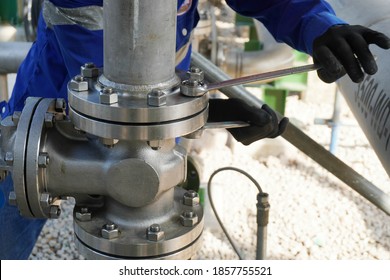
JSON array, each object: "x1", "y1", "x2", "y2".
[{"x1": 74, "y1": 187, "x2": 204, "y2": 259}]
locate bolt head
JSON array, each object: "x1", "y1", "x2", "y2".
[
  {"x1": 147, "y1": 224, "x2": 165, "y2": 242},
  {"x1": 101, "y1": 223, "x2": 120, "y2": 239},
  {"x1": 147, "y1": 90, "x2": 167, "y2": 107},
  {"x1": 188, "y1": 67, "x2": 204, "y2": 82},
  {"x1": 8, "y1": 191, "x2": 17, "y2": 206},
  {"x1": 55, "y1": 98, "x2": 67, "y2": 112},
  {"x1": 81, "y1": 62, "x2": 99, "y2": 78},
  {"x1": 76, "y1": 208, "x2": 92, "y2": 222},
  {"x1": 100, "y1": 87, "x2": 118, "y2": 104},
  {"x1": 49, "y1": 205, "x2": 61, "y2": 219},
  {"x1": 69, "y1": 75, "x2": 88, "y2": 92},
  {"x1": 4, "y1": 152, "x2": 14, "y2": 165},
  {"x1": 38, "y1": 153, "x2": 50, "y2": 168},
  {"x1": 183, "y1": 190, "x2": 200, "y2": 206},
  {"x1": 12, "y1": 111, "x2": 21, "y2": 125},
  {"x1": 180, "y1": 210, "x2": 198, "y2": 227}
]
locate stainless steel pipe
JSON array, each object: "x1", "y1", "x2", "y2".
[{"x1": 102, "y1": 0, "x2": 179, "y2": 91}]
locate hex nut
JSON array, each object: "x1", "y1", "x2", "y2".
[
  {"x1": 4, "y1": 152, "x2": 14, "y2": 166},
  {"x1": 44, "y1": 112, "x2": 55, "y2": 128},
  {"x1": 8, "y1": 191, "x2": 17, "y2": 206},
  {"x1": 147, "y1": 90, "x2": 167, "y2": 107},
  {"x1": 188, "y1": 67, "x2": 204, "y2": 82},
  {"x1": 69, "y1": 75, "x2": 88, "y2": 92},
  {"x1": 100, "y1": 87, "x2": 118, "y2": 105},
  {"x1": 147, "y1": 224, "x2": 165, "y2": 242},
  {"x1": 38, "y1": 153, "x2": 50, "y2": 168},
  {"x1": 49, "y1": 205, "x2": 61, "y2": 219},
  {"x1": 81, "y1": 62, "x2": 99, "y2": 78},
  {"x1": 101, "y1": 223, "x2": 120, "y2": 239},
  {"x1": 75, "y1": 207, "x2": 92, "y2": 222},
  {"x1": 180, "y1": 210, "x2": 198, "y2": 227},
  {"x1": 12, "y1": 111, "x2": 21, "y2": 125},
  {"x1": 183, "y1": 190, "x2": 200, "y2": 206},
  {"x1": 55, "y1": 98, "x2": 67, "y2": 112}
]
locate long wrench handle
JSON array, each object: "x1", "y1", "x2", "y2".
[{"x1": 205, "y1": 63, "x2": 320, "y2": 92}]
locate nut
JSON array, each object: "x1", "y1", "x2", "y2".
[
  {"x1": 49, "y1": 205, "x2": 61, "y2": 219},
  {"x1": 4, "y1": 152, "x2": 14, "y2": 166},
  {"x1": 147, "y1": 224, "x2": 165, "y2": 242},
  {"x1": 101, "y1": 223, "x2": 120, "y2": 239},
  {"x1": 183, "y1": 190, "x2": 200, "y2": 206},
  {"x1": 55, "y1": 98, "x2": 67, "y2": 112},
  {"x1": 69, "y1": 75, "x2": 88, "y2": 92},
  {"x1": 147, "y1": 89, "x2": 167, "y2": 107},
  {"x1": 44, "y1": 112, "x2": 55, "y2": 128},
  {"x1": 100, "y1": 87, "x2": 118, "y2": 104},
  {"x1": 39, "y1": 193, "x2": 53, "y2": 208},
  {"x1": 12, "y1": 111, "x2": 21, "y2": 125},
  {"x1": 38, "y1": 153, "x2": 50, "y2": 168},
  {"x1": 81, "y1": 62, "x2": 99, "y2": 78},
  {"x1": 188, "y1": 67, "x2": 204, "y2": 83},
  {"x1": 75, "y1": 207, "x2": 92, "y2": 222},
  {"x1": 8, "y1": 191, "x2": 17, "y2": 206},
  {"x1": 180, "y1": 210, "x2": 198, "y2": 227}
]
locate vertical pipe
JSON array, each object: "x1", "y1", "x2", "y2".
[
  {"x1": 103, "y1": 0, "x2": 177, "y2": 87},
  {"x1": 0, "y1": 75, "x2": 8, "y2": 101}
]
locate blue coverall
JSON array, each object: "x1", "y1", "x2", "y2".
[{"x1": 0, "y1": 0, "x2": 345, "y2": 259}]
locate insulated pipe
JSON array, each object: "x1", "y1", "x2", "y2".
[
  {"x1": 0, "y1": 42, "x2": 32, "y2": 74},
  {"x1": 327, "y1": 0, "x2": 390, "y2": 176},
  {"x1": 191, "y1": 51, "x2": 390, "y2": 215},
  {"x1": 103, "y1": 0, "x2": 178, "y2": 88}
]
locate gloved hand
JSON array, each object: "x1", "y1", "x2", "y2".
[
  {"x1": 208, "y1": 98, "x2": 289, "y2": 145},
  {"x1": 312, "y1": 25, "x2": 390, "y2": 83}
]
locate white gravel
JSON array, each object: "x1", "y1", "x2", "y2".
[{"x1": 29, "y1": 72, "x2": 390, "y2": 260}]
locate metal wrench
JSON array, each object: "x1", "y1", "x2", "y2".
[{"x1": 181, "y1": 63, "x2": 320, "y2": 97}]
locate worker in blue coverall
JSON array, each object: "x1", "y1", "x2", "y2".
[{"x1": 0, "y1": 0, "x2": 389, "y2": 259}]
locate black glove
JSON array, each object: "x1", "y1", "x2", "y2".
[
  {"x1": 208, "y1": 98, "x2": 289, "y2": 145},
  {"x1": 313, "y1": 25, "x2": 390, "y2": 83}
]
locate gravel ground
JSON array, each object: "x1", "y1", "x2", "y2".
[{"x1": 29, "y1": 71, "x2": 390, "y2": 260}]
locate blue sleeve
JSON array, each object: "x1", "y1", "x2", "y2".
[{"x1": 225, "y1": 0, "x2": 347, "y2": 54}]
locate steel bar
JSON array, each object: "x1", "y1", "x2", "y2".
[
  {"x1": 205, "y1": 63, "x2": 319, "y2": 92},
  {"x1": 191, "y1": 51, "x2": 390, "y2": 216}
]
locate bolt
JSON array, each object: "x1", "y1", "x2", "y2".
[
  {"x1": 69, "y1": 75, "x2": 88, "y2": 92},
  {"x1": 8, "y1": 191, "x2": 17, "y2": 206},
  {"x1": 101, "y1": 222, "x2": 120, "y2": 239},
  {"x1": 147, "y1": 89, "x2": 167, "y2": 107},
  {"x1": 100, "y1": 87, "x2": 118, "y2": 105},
  {"x1": 100, "y1": 138, "x2": 119, "y2": 147},
  {"x1": 55, "y1": 98, "x2": 66, "y2": 112},
  {"x1": 12, "y1": 111, "x2": 21, "y2": 125},
  {"x1": 40, "y1": 193, "x2": 53, "y2": 208},
  {"x1": 75, "y1": 207, "x2": 92, "y2": 222},
  {"x1": 147, "y1": 140, "x2": 162, "y2": 150},
  {"x1": 147, "y1": 224, "x2": 165, "y2": 242},
  {"x1": 4, "y1": 152, "x2": 14, "y2": 166},
  {"x1": 38, "y1": 153, "x2": 50, "y2": 168},
  {"x1": 44, "y1": 112, "x2": 55, "y2": 128},
  {"x1": 49, "y1": 205, "x2": 61, "y2": 219},
  {"x1": 81, "y1": 62, "x2": 99, "y2": 78},
  {"x1": 183, "y1": 190, "x2": 200, "y2": 206},
  {"x1": 188, "y1": 67, "x2": 204, "y2": 83},
  {"x1": 180, "y1": 210, "x2": 198, "y2": 227}
]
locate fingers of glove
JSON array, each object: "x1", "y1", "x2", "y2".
[
  {"x1": 334, "y1": 39, "x2": 365, "y2": 83},
  {"x1": 228, "y1": 126, "x2": 270, "y2": 146},
  {"x1": 313, "y1": 46, "x2": 345, "y2": 83},
  {"x1": 313, "y1": 45, "x2": 344, "y2": 77},
  {"x1": 270, "y1": 117, "x2": 289, "y2": 138},
  {"x1": 347, "y1": 33, "x2": 378, "y2": 75},
  {"x1": 362, "y1": 28, "x2": 390, "y2": 49}
]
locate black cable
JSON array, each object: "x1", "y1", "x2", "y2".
[{"x1": 207, "y1": 166, "x2": 264, "y2": 260}]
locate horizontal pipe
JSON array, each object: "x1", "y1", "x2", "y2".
[
  {"x1": 0, "y1": 42, "x2": 32, "y2": 74},
  {"x1": 191, "y1": 51, "x2": 390, "y2": 216}
]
